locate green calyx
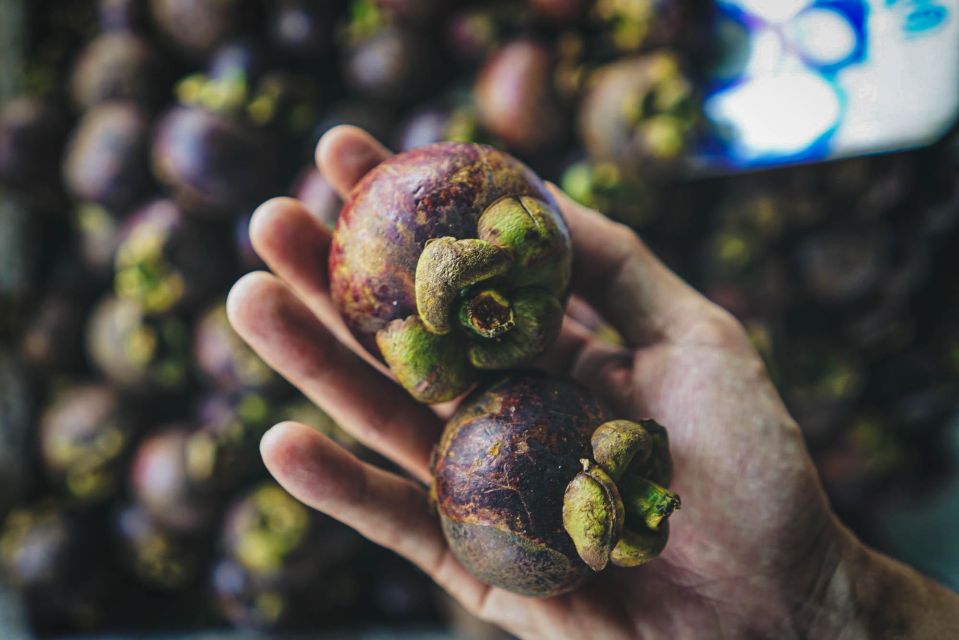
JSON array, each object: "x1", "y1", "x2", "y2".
[
  {"x1": 376, "y1": 316, "x2": 477, "y2": 404},
  {"x1": 562, "y1": 460, "x2": 624, "y2": 572},
  {"x1": 563, "y1": 419, "x2": 680, "y2": 572},
  {"x1": 381, "y1": 195, "x2": 570, "y2": 403}
]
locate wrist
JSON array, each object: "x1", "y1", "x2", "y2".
[{"x1": 802, "y1": 522, "x2": 959, "y2": 639}]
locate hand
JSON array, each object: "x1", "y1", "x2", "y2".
[{"x1": 227, "y1": 127, "x2": 959, "y2": 639}]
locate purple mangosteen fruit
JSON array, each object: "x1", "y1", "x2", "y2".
[
  {"x1": 473, "y1": 39, "x2": 566, "y2": 153},
  {"x1": 63, "y1": 102, "x2": 153, "y2": 214},
  {"x1": 114, "y1": 199, "x2": 230, "y2": 315},
  {"x1": 152, "y1": 104, "x2": 279, "y2": 215},
  {"x1": 268, "y1": 0, "x2": 341, "y2": 57},
  {"x1": 213, "y1": 482, "x2": 360, "y2": 630},
  {"x1": 130, "y1": 426, "x2": 218, "y2": 533},
  {"x1": 579, "y1": 51, "x2": 698, "y2": 177},
  {"x1": 86, "y1": 295, "x2": 190, "y2": 392},
  {"x1": 149, "y1": 0, "x2": 247, "y2": 58},
  {"x1": 0, "y1": 502, "x2": 110, "y2": 632},
  {"x1": 432, "y1": 374, "x2": 679, "y2": 597},
  {"x1": 343, "y1": 25, "x2": 436, "y2": 103},
  {"x1": 115, "y1": 503, "x2": 206, "y2": 589},
  {"x1": 39, "y1": 384, "x2": 142, "y2": 503},
  {"x1": 70, "y1": 33, "x2": 166, "y2": 110},
  {"x1": 329, "y1": 142, "x2": 572, "y2": 403}
]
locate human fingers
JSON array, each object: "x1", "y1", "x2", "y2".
[
  {"x1": 315, "y1": 125, "x2": 392, "y2": 198},
  {"x1": 260, "y1": 421, "x2": 494, "y2": 615},
  {"x1": 227, "y1": 271, "x2": 441, "y2": 481}
]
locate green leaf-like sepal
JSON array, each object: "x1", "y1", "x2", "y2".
[
  {"x1": 376, "y1": 315, "x2": 477, "y2": 404},
  {"x1": 415, "y1": 237, "x2": 513, "y2": 335},
  {"x1": 610, "y1": 521, "x2": 669, "y2": 568},
  {"x1": 467, "y1": 289, "x2": 563, "y2": 369},
  {"x1": 477, "y1": 195, "x2": 572, "y2": 296},
  {"x1": 562, "y1": 460, "x2": 624, "y2": 572}
]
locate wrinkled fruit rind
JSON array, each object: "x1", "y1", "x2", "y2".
[{"x1": 432, "y1": 374, "x2": 608, "y2": 596}]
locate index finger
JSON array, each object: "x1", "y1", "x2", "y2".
[{"x1": 316, "y1": 125, "x2": 392, "y2": 197}]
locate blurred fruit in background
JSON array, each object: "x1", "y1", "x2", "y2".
[
  {"x1": 2, "y1": 0, "x2": 959, "y2": 635},
  {"x1": 63, "y1": 101, "x2": 154, "y2": 213}
]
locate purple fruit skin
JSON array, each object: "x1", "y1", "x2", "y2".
[
  {"x1": 130, "y1": 427, "x2": 214, "y2": 533},
  {"x1": 63, "y1": 102, "x2": 152, "y2": 214},
  {"x1": 71, "y1": 33, "x2": 166, "y2": 110},
  {"x1": 329, "y1": 142, "x2": 556, "y2": 357},
  {"x1": 117, "y1": 199, "x2": 230, "y2": 312},
  {"x1": 152, "y1": 105, "x2": 278, "y2": 214},
  {"x1": 433, "y1": 374, "x2": 610, "y2": 597}
]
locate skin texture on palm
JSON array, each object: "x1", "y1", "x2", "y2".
[{"x1": 227, "y1": 126, "x2": 959, "y2": 639}]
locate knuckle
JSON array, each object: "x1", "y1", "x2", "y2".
[{"x1": 682, "y1": 310, "x2": 750, "y2": 350}]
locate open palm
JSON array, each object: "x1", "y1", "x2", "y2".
[{"x1": 227, "y1": 127, "x2": 863, "y2": 639}]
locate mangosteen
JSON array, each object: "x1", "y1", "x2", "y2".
[
  {"x1": 445, "y1": 6, "x2": 509, "y2": 65},
  {"x1": 0, "y1": 96, "x2": 66, "y2": 195},
  {"x1": 115, "y1": 503, "x2": 207, "y2": 589},
  {"x1": 268, "y1": 0, "x2": 342, "y2": 58},
  {"x1": 98, "y1": 0, "x2": 149, "y2": 32},
  {"x1": 205, "y1": 38, "x2": 271, "y2": 85},
  {"x1": 63, "y1": 102, "x2": 153, "y2": 214},
  {"x1": 474, "y1": 39, "x2": 567, "y2": 154},
  {"x1": 330, "y1": 142, "x2": 572, "y2": 403},
  {"x1": 0, "y1": 502, "x2": 110, "y2": 633},
  {"x1": 592, "y1": 0, "x2": 696, "y2": 53},
  {"x1": 86, "y1": 295, "x2": 190, "y2": 393},
  {"x1": 39, "y1": 385, "x2": 142, "y2": 503},
  {"x1": 560, "y1": 159, "x2": 661, "y2": 227},
  {"x1": 114, "y1": 199, "x2": 231, "y2": 315},
  {"x1": 291, "y1": 167, "x2": 341, "y2": 229},
  {"x1": 579, "y1": 52, "x2": 699, "y2": 177},
  {"x1": 19, "y1": 263, "x2": 97, "y2": 374},
  {"x1": 194, "y1": 390, "x2": 276, "y2": 483},
  {"x1": 70, "y1": 33, "x2": 167, "y2": 110},
  {"x1": 130, "y1": 426, "x2": 218, "y2": 533},
  {"x1": 343, "y1": 25, "x2": 436, "y2": 103},
  {"x1": 152, "y1": 105, "x2": 279, "y2": 215},
  {"x1": 432, "y1": 374, "x2": 679, "y2": 597},
  {"x1": 213, "y1": 483, "x2": 360, "y2": 630},
  {"x1": 194, "y1": 302, "x2": 278, "y2": 393},
  {"x1": 149, "y1": 0, "x2": 248, "y2": 58},
  {"x1": 73, "y1": 203, "x2": 123, "y2": 278}
]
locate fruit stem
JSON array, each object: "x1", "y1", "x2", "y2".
[
  {"x1": 619, "y1": 474, "x2": 680, "y2": 531},
  {"x1": 457, "y1": 289, "x2": 515, "y2": 339}
]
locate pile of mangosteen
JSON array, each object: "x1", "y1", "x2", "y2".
[{"x1": 1, "y1": 0, "x2": 959, "y2": 636}]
